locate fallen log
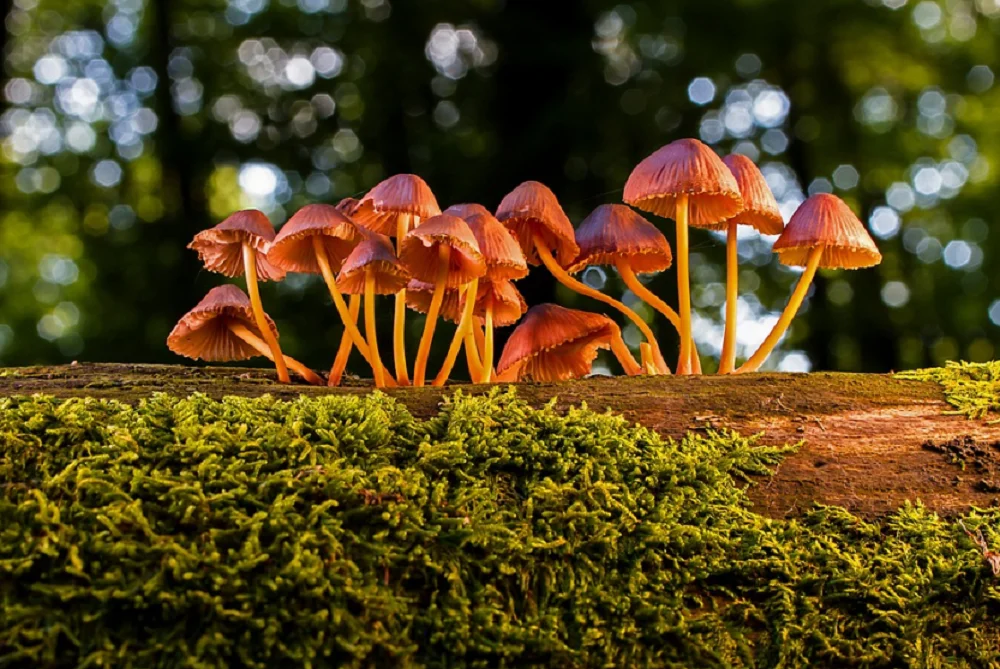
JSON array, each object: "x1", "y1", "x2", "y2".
[{"x1": 1, "y1": 362, "x2": 998, "y2": 518}]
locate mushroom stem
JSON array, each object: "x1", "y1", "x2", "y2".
[
  {"x1": 533, "y1": 234, "x2": 653, "y2": 374},
  {"x1": 242, "y1": 242, "x2": 290, "y2": 383},
  {"x1": 464, "y1": 329, "x2": 484, "y2": 383},
  {"x1": 616, "y1": 262, "x2": 701, "y2": 375},
  {"x1": 611, "y1": 331, "x2": 643, "y2": 376},
  {"x1": 413, "y1": 245, "x2": 452, "y2": 386},
  {"x1": 364, "y1": 270, "x2": 387, "y2": 388},
  {"x1": 675, "y1": 194, "x2": 693, "y2": 375},
  {"x1": 482, "y1": 301, "x2": 494, "y2": 383},
  {"x1": 328, "y1": 294, "x2": 361, "y2": 386},
  {"x1": 433, "y1": 278, "x2": 478, "y2": 387},
  {"x1": 227, "y1": 322, "x2": 323, "y2": 385},
  {"x1": 719, "y1": 221, "x2": 739, "y2": 374},
  {"x1": 393, "y1": 213, "x2": 415, "y2": 386},
  {"x1": 311, "y1": 236, "x2": 376, "y2": 368},
  {"x1": 736, "y1": 245, "x2": 824, "y2": 374}
]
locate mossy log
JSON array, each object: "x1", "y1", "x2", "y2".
[{"x1": 2, "y1": 362, "x2": 998, "y2": 519}]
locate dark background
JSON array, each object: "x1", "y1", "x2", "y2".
[{"x1": 2, "y1": 0, "x2": 997, "y2": 376}]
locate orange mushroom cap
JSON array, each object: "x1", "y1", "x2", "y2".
[
  {"x1": 336, "y1": 231, "x2": 410, "y2": 294},
  {"x1": 772, "y1": 193, "x2": 882, "y2": 269},
  {"x1": 167, "y1": 285, "x2": 278, "y2": 362},
  {"x1": 188, "y1": 210, "x2": 286, "y2": 281},
  {"x1": 268, "y1": 204, "x2": 361, "y2": 274},
  {"x1": 495, "y1": 181, "x2": 579, "y2": 267},
  {"x1": 496, "y1": 303, "x2": 619, "y2": 382},
  {"x1": 720, "y1": 154, "x2": 783, "y2": 235},
  {"x1": 354, "y1": 174, "x2": 442, "y2": 236},
  {"x1": 405, "y1": 279, "x2": 466, "y2": 324},
  {"x1": 476, "y1": 279, "x2": 528, "y2": 326},
  {"x1": 624, "y1": 138, "x2": 744, "y2": 229},
  {"x1": 446, "y1": 203, "x2": 528, "y2": 281},
  {"x1": 399, "y1": 214, "x2": 486, "y2": 287},
  {"x1": 568, "y1": 204, "x2": 673, "y2": 274}
]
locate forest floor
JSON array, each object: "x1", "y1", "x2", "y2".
[{"x1": 2, "y1": 362, "x2": 998, "y2": 519}]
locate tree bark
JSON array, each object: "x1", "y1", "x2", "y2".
[{"x1": 2, "y1": 363, "x2": 998, "y2": 519}]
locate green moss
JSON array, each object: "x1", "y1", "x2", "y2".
[
  {"x1": 897, "y1": 361, "x2": 1000, "y2": 421},
  {"x1": 1, "y1": 388, "x2": 999, "y2": 667}
]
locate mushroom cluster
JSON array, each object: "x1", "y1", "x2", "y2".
[{"x1": 169, "y1": 138, "x2": 882, "y2": 385}]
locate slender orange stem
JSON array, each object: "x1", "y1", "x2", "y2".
[
  {"x1": 736, "y1": 245, "x2": 824, "y2": 374},
  {"x1": 719, "y1": 221, "x2": 739, "y2": 374},
  {"x1": 312, "y1": 237, "x2": 374, "y2": 364},
  {"x1": 242, "y1": 243, "x2": 290, "y2": 383},
  {"x1": 533, "y1": 235, "x2": 651, "y2": 374},
  {"x1": 393, "y1": 213, "x2": 414, "y2": 385},
  {"x1": 482, "y1": 301, "x2": 494, "y2": 383},
  {"x1": 434, "y1": 278, "x2": 479, "y2": 386},
  {"x1": 328, "y1": 294, "x2": 361, "y2": 386},
  {"x1": 611, "y1": 331, "x2": 642, "y2": 376},
  {"x1": 675, "y1": 194, "x2": 692, "y2": 376},
  {"x1": 413, "y1": 245, "x2": 452, "y2": 386},
  {"x1": 228, "y1": 322, "x2": 322, "y2": 385},
  {"x1": 364, "y1": 270, "x2": 387, "y2": 388},
  {"x1": 464, "y1": 329, "x2": 484, "y2": 383}
]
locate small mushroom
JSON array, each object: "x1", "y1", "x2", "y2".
[
  {"x1": 188, "y1": 210, "x2": 291, "y2": 382},
  {"x1": 336, "y1": 232, "x2": 410, "y2": 387},
  {"x1": 399, "y1": 214, "x2": 485, "y2": 386},
  {"x1": 167, "y1": 285, "x2": 322, "y2": 385},
  {"x1": 496, "y1": 303, "x2": 641, "y2": 382},
  {"x1": 624, "y1": 139, "x2": 744, "y2": 374},
  {"x1": 717, "y1": 155, "x2": 783, "y2": 374},
  {"x1": 354, "y1": 174, "x2": 441, "y2": 385},
  {"x1": 736, "y1": 193, "x2": 882, "y2": 373},
  {"x1": 495, "y1": 182, "x2": 645, "y2": 375}
]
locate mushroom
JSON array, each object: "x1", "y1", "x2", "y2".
[
  {"x1": 624, "y1": 139, "x2": 744, "y2": 374},
  {"x1": 398, "y1": 213, "x2": 485, "y2": 386},
  {"x1": 445, "y1": 203, "x2": 528, "y2": 382},
  {"x1": 568, "y1": 203, "x2": 684, "y2": 374},
  {"x1": 188, "y1": 209, "x2": 291, "y2": 383},
  {"x1": 494, "y1": 181, "x2": 647, "y2": 374},
  {"x1": 354, "y1": 174, "x2": 441, "y2": 385},
  {"x1": 736, "y1": 193, "x2": 882, "y2": 373},
  {"x1": 717, "y1": 154, "x2": 783, "y2": 374},
  {"x1": 167, "y1": 285, "x2": 322, "y2": 385},
  {"x1": 267, "y1": 204, "x2": 383, "y2": 384},
  {"x1": 336, "y1": 232, "x2": 410, "y2": 387},
  {"x1": 496, "y1": 303, "x2": 641, "y2": 382}
]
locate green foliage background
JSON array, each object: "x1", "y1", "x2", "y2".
[{"x1": 3, "y1": 0, "x2": 1000, "y2": 374}]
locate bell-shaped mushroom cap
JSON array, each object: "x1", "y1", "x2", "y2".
[
  {"x1": 456, "y1": 207, "x2": 529, "y2": 281},
  {"x1": 476, "y1": 279, "x2": 527, "y2": 326},
  {"x1": 188, "y1": 210, "x2": 286, "y2": 281},
  {"x1": 772, "y1": 193, "x2": 882, "y2": 269},
  {"x1": 336, "y1": 231, "x2": 410, "y2": 295},
  {"x1": 721, "y1": 154, "x2": 783, "y2": 235},
  {"x1": 497, "y1": 303, "x2": 618, "y2": 382},
  {"x1": 568, "y1": 204, "x2": 673, "y2": 274},
  {"x1": 167, "y1": 285, "x2": 278, "y2": 362},
  {"x1": 268, "y1": 204, "x2": 361, "y2": 274},
  {"x1": 624, "y1": 138, "x2": 744, "y2": 229},
  {"x1": 404, "y1": 279, "x2": 465, "y2": 324},
  {"x1": 399, "y1": 214, "x2": 486, "y2": 287},
  {"x1": 353, "y1": 174, "x2": 442, "y2": 236},
  {"x1": 443, "y1": 203, "x2": 491, "y2": 221},
  {"x1": 495, "y1": 181, "x2": 579, "y2": 267}
]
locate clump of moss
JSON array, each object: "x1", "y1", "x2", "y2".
[
  {"x1": 897, "y1": 360, "x2": 1000, "y2": 421},
  {"x1": 1, "y1": 388, "x2": 999, "y2": 667}
]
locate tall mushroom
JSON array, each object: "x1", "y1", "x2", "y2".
[
  {"x1": 354, "y1": 174, "x2": 441, "y2": 385},
  {"x1": 398, "y1": 213, "x2": 485, "y2": 386},
  {"x1": 736, "y1": 193, "x2": 882, "y2": 373},
  {"x1": 167, "y1": 285, "x2": 322, "y2": 385},
  {"x1": 717, "y1": 154, "x2": 783, "y2": 374},
  {"x1": 188, "y1": 209, "x2": 291, "y2": 383},
  {"x1": 495, "y1": 181, "x2": 648, "y2": 374},
  {"x1": 444, "y1": 203, "x2": 528, "y2": 382},
  {"x1": 336, "y1": 232, "x2": 410, "y2": 388},
  {"x1": 496, "y1": 303, "x2": 641, "y2": 382},
  {"x1": 624, "y1": 139, "x2": 744, "y2": 374},
  {"x1": 568, "y1": 204, "x2": 683, "y2": 374},
  {"x1": 326, "y1": 196, "x2": 365, "y2": 384},
  {"x1": 267, "y1": 204, "x2": 383, "y2": 383}
]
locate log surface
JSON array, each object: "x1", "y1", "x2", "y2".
[{"x1": 2, "y1": 363, "x2": 998, "y2": 519}]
